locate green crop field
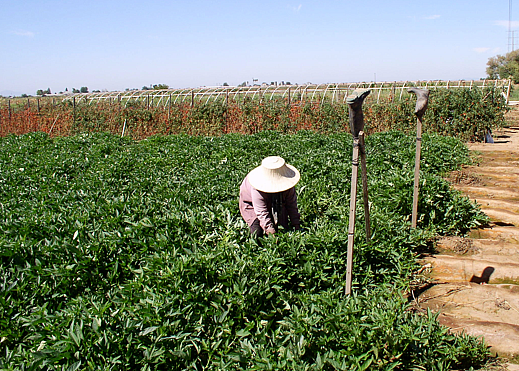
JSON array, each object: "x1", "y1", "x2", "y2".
[{"x1": 1, "y1": 130, "x2": 491, "y2": 370}]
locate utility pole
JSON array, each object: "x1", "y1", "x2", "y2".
[{"x1": 509, "y1": 0, "x2": 514, "y2": 52}]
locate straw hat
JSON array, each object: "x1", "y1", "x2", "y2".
[{"x1": 248, "y1": 156, "x2": 300, "y2": 193}]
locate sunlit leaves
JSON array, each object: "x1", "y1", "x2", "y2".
[{"x1": 0, "y1": 131, "x2": 490, "y2": 369}]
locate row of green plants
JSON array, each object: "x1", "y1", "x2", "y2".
[
  {"x1": 0, "y1": 87, "x2": 508, "y2": 141},
  {"x1": 1, "y1": 130, "x2": 490, "y2": 369}
]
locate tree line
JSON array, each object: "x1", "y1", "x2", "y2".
[{"x1": 487, "y1": 50, "x2": 519, "y2": 83}]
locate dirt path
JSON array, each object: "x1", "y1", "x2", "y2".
[{"x1": 417, "y1": 125, "x2": 519, "y2": 367}]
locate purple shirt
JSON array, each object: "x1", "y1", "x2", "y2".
[{"x1": 239, "y1": 175, "x2": 301, "y2": 234}]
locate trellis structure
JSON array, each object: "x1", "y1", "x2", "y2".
[
  {"x1": 61, "y1": 79, "x2": 512, "y2": 107},
  {"x1": 0, "y1": 79, "x2": 512, "y2": 139}
]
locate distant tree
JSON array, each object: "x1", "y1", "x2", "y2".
[
  {"x1": 36, "y1": 88, "x2": 51, "y2": 96},
  {"x1": 80, "y1": 87, "x2": 89, "y2": 93},
  {"x1": 153, "y1": 84, "x2": 169, "y2": 90},
  {"x1": 487, "y1": 50, "x2": 519, "y2": 83},
  {"x1": 21, "y1": 94, "x2": 29, "y2": 98},
  {"x1": 223, "y1": 82, "x2": 229, "y2": 86},
  {"x1": 238, "y1": 81, "x2": 247, "y2": 87},
  {"x1": 142, "y1": 86, "x2": 151, "y2": 90},
  {"x1": 72, "y1": 88, "x2": 80, "y2": 93}
]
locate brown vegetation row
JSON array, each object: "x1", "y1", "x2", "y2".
[{"x1": 0, "y1": 88, "x2": 508, "y2": 141}]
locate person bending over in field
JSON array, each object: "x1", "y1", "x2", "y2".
[{"x1": 239, "y1": 156, "x2": 301, "y2": 238}]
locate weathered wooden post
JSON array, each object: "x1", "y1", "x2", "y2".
[
  {"x1": 121, "y1": 119, "x2": 127, "y2": 137},
  {"x1": 345, "y1": 88, "x2": 371, "y2": 295},
  {"x1": 73, "y1": 96, "x2": 76, "y2": 128},
  {"x1": 168, "y1": 93, "x2": 172, "y2": 121},
  {"x1": 49, "y1": 114, "x2": 61, "y2": 136},
  {"x1": 359, "y1": 132, "x2": 371, "y2": 242},
  {"x1": 408, "y1": 88, "x2": 430, "y2": 228}
]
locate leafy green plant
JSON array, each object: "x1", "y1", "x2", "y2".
[{"x1": 0, "y1": 130, "x2": 491, "y2": 369}]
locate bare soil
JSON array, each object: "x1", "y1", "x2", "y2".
[{"x1": 416, "y1": 125, "x2": 519, "y2": 368}]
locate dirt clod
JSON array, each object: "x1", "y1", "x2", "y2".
[
  {"x1": 446, "y1": 169, "x2": 482, "y2": 186},
  {"x1": 495, "y1": 298, "x2": 512, "y2": 310},
  {"x1": 436, "y1": 236, "x2": 479, "y2": 255}
]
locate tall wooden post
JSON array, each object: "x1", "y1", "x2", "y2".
[
  {"x1": 408, "y1": 88, "x2": 430, "y2": 228},
  {"x1": 225, "y1": 90, "x2": 229, "y2": 131},
  {"x1": 359, "y1": 132, "x2": 371, "y2": 242},
  {"x1": 73, "y1": 97, "x2": 76, "y2": 128},
  {"x1": 168, "y1": 93, "x2": 172, "y2": 121},
  {"x1": 346, "y1": 135, "x2": 360, "y2": 295},
  {"x1": 345, "y1": 89, "x2": 371, "y2": 295}
]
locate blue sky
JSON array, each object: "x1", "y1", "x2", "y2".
[{"x1": 0, "y1": 0, "x2": 516, "y2": 95}]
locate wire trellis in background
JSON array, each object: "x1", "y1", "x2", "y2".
[
  {"x1": 0, "y1": 79, "x2": 512, "y2": 139},
  {"x1": 60, "y1": 79, "x2": 512, "y2": 108}
]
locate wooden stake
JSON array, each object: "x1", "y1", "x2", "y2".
[
  {"x1": 408, "y1": 88, "x2": 430, "y2": 228},
  {"x1": 411, "y1": 117, "x2": 423, "y2": 228},
  {"x1": 359, "y1": 131, "x2": 371, "y2": 242},
  {"x1": 346, "y1": 136, "x2": 360, "y2": 295},
  {"x1": 49, "y1": 114, "x2": 61, "y2": 135},
  {"x1": 345, "y1": 89, "x2": 371, "y2": 295},
  {"x1": 121, "y1": 119, "x2": 127, "y2": 137},
  {"x1": 168, "y1": 93, "x2": 172, "y2": 121}
]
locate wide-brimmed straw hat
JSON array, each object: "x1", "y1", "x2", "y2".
[{"x1": 248, "y1": 156, "x2": 300, "y2": 193}]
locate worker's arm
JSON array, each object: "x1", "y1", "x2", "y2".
[{"x1": 251, "y1": 189, "x2": 276, "y2": 234}]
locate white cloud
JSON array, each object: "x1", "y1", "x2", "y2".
[
  {"x1": 424, "y1": 15, "x2": 441, "y2": 20},
  {"x1": 288, "y1": 4, "x2": 302, "y2": 12},
  {"x1": 473, "y1": 47, "x2": 501, "y2": 55},
  {"x1": 9, "y1": 30, "x2": 35, "y2": 37},
  {"x1": 494, "y1": 20, "x2": 519, "y2": 29}
]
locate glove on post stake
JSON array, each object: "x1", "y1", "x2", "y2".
[
  {"x1": 345, "y1": 89, "x2": 371, "y2": 295},
  {"x1": 408, "y1": 88, "x2": 430, "y2": 228}
]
